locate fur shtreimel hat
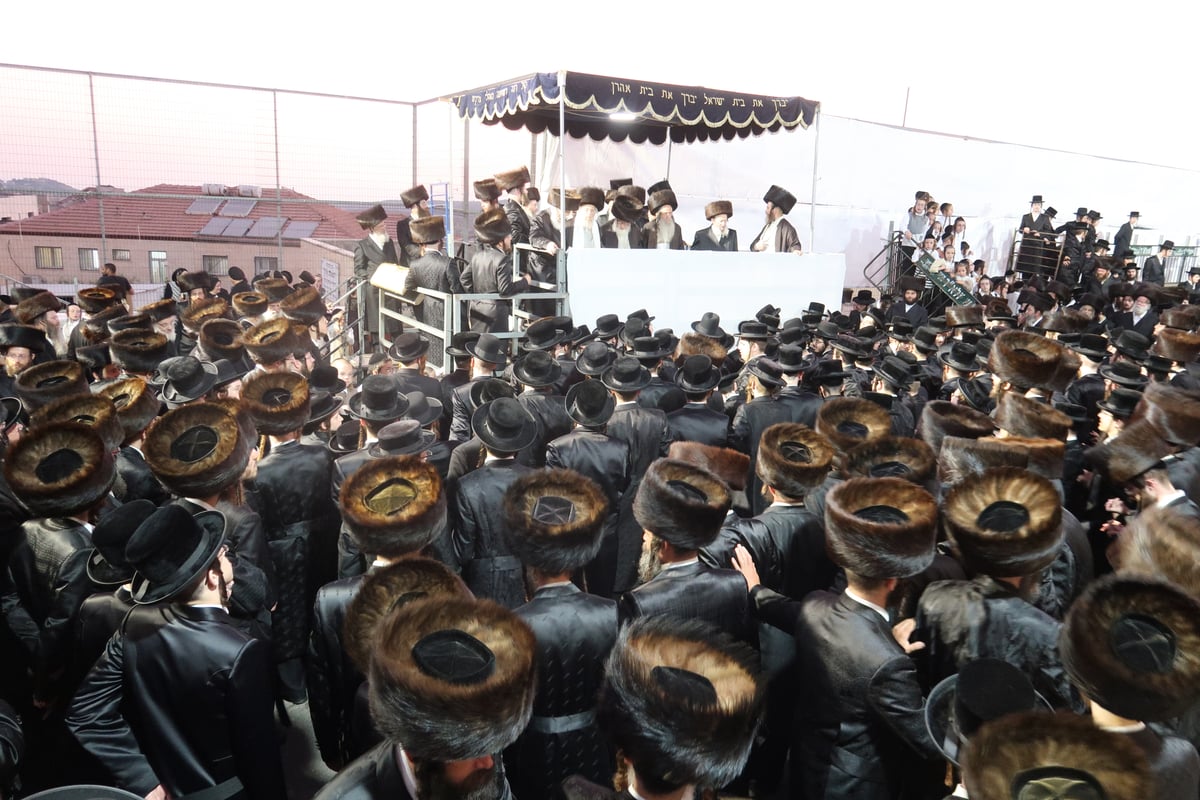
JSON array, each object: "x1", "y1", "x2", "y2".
[
  {"x1": 576, "y1": 186, "x2": 605, "y2": 210},
  {"x1": 76, "y1": 286, "x2": 120, "y2": 315},
  {"x1": 944, "y1": 304, "x2": 984, "y2": 329},
  {"x1": 240, "y1": 371, "x2": 311, "y2": 436},
  {"x1": 665, "y1": 441, "x2": 750, "y2": 491},
  {"x1": 356, "y1": 203, "x2": 387, "y2": 228},
  {"x1": 139, "y1": 297, "x2": 177, "y2": 323},
  {"x1": 409, "y1": 216, "x2": 445, "y2": 245},
  {"x1": 5, "y1": 421, "x2": 115, "y2": 517},
  {"x1": 94, "y1": 376, "x2": 161, "y2": 442},
  {"x1": 942, "y1": 466, "x2": 1062, "y2": 577},
  {"x1": 31, "y1": 393, "x2": 124, "y2": 453},
  {"x1": 845, "y1": 436, "x2": 935, "y2": 484},
  {"x1": 1102, "y1": 419, "x2": 1174, "y2": 485},
  {"x1": 992, "y1": 391, "x2": 1072, "y2": 441},
  {"x1": 198, "y1": 318, "x2": 245, "y2": 363},
  {"x1": 919, "y1": 400, "x2": 995, "y2": 455},
  {"x1": 176, "y1": 271, "x2": 214, "y2": 293},
  {"x1": 704, "y1": 200, "x2": 733, "y2": 220},
  {"x1": 400, "y1": 185, "x2": 428, "y2": 207},
  {"x1": 756, "y1": 423, "x2": 834, "y2": 497},
  {"x1": 762, "y1": 185, "x2": 797, "y2": 215},
  {"x1": 253, "y1": 277, "x2": 292, "y2": 303},
  {"x1": 648, "y1": 189, "x2": 678, "y2": 215},
  {"x1": 473, "y1": 207, "x2": 510, "y2": 244},
  {"x1": 343, "y1": 558, "x2": 469, "y2": 674},
  {"x1": 1152, "y1": 327, "x2": 1200, "y2": 364},
  {"x1": 1118, "y1": 505, "x2": 1200, "y2": 599},
  {"x1": 368, "y1": 596, "x2": 535, "y2": 761},
  {"x1": 633, "y1": 458, "x2": 732, "y2": 551},
  {"x1": 109, "y1": 330, "x2": 170, "y2": 374},
  {"x1": 676, "y1": 332, "x2": 727, "y2": 365},
  {"x1": 502, "y1": 468, "x2": 608, "y2": 574},
  {"x1": 1060, "y1": 574, "x2": 1200, "y2": 722},
  {"x1": 14, "y1": 359, "x2": 89, "y2": 411},
  {"x1": 340, "y1": 455, "x2": 447, "y2": 559},
  {"x1": 493, "y1": 166, "x2": 530, "y2": 191},
  {"x1": 1136, "y1": 381, "x2": 1200, "y2": 447},
  {"x1": 989, "y1": 330, "x2": 1079, "y2": 392},
  {"x1": 179, "y1": 297, "x2": 228, "y2": 333},
  {"x1": 143, "y1": 402, "x2": 252, "y2": 498},
  {"x1": 815, "y1": 397, "x2": 892, "y2": 453},
  {"x1": 824, "y1": 477, "x2": 938, "y2": 579},
  {"x1": 14, "y1": 291, "x2": 64, "y2": 324},
  {"x1": 963, "y1": 712, "x2": 1150, "y2": 800},
  {"x1": 231, "y1": 291, "x2": 268, "y2": 319},
  {"x1": 279, "y1": 285, "x2": 326, "y2": 326},
  {"x1": 473, "y1": 178, "x2": 501, "y2": 203},
  {"x1": 242, "y1": 318, "x2": 297, "y2": 365},
  {"x1": 598, "y1": 616, "x2": 764, "y2": 791}
]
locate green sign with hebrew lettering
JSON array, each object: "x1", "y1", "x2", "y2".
[{"x1": 916, "y1": 254, "x2": 975, "y2": 306}]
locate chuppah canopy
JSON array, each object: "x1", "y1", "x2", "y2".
[{"x1": 446, "y1": 71, "x2": 819, "y2": 144}]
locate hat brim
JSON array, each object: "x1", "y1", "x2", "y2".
[
  {"x1": 131, "y1": 509, "x2": 227, "y2": 605},
  {"x1": 471, "y1": 405, "x2": 537, "y2": 452},
  {"x1": 161, "y1": 362, "x2": 220, "y2": 403},
  {"x1": 86, "y1": 548, "x2": 134, "y2": 587},
  {"x1": 368, "y1": 430, "x2": 437, "y2": 458}
]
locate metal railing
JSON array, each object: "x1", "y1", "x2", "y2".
[{"x1": 1007, "y1": 230, "x2": 1064, "y2": 278}]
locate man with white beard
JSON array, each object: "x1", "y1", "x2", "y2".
[
  {"x1": 571, "y1": 187, "x2": 604, "y2": 249},
  {"x1": 528, "y1": 189, "x2": 580, "y2": 318},
  {"x1": 600, "y1": 194, "x2": 645, "y2": 249},
  {"x1": 352, "y1": 204, "x2": 399, "y2": 351}
]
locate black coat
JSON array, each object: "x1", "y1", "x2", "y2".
[
  {"x1": 545, "y1": 430, "x2": 633, "y2": 597},
  {"x1": 352, "y1": 237, "x2": 398, "y2": 336},
  {"x1": 690, "y1": 226, "x2": 739, "y2": 252},
  {"x1": 73, "y1": 587, "x2": 134, "y2": 692},
  {"x1": 517, "y1": 390, "x2": 574, "y2": 468},
  {"x1": 607, "y1": 403, "x2": 672, "y2": 482},
  {"x1": 393, "y1": 367, "x2": 443, "y2": 403},
  {"x1": 505, "y1": 199, "x2": 532, "y2": 247},
  {"x1": 451, "y1": 459, "x2": 534, "y2": 608},
  {"x1": 667, "y1": 402, "x2": 731, "y2": 447},
  {"x1": 637, "y1": 376, "x2": 686, "y2": 414},
  {"x1": 449, "y1": 376, "x2": 487, "y2": 443},
  {"x1": 403, "y1": 251, "x2": 454, "y2": 337},
  {"x1": 1143, "y1": 255, "x2": 1166, "y2": 285},
  {"x1": 114, "y1": 446, "x2": 170, "y2": 506},
  {"x1": 306, "y1": 574, "x2": 366, "y2": 770},
  {"x1": 884, "y1": 301, "x2": 929, "y2": 329},
  {"x1": 640, "y1": 219, "x2": 684, "y2": 250},
  {"x1": 777, "y1": 385, "x2": 825, "y2": 428},
  {"x1": 599, "y1": 221, "x2": 643, "y2": 249},
  {"x1": 731, "y1": 396, "x2": 796, "y2": 515},
  {"x1": 506, "y1": 584, "x2": 617, "y2": 799},
  {"x1": 460, "y1": 245, "x2": 528, "y2": 333},
  {"x1": 754, "y1": 588, "x2": 942, "y2": 800},
  {"x1": 619, "y1": 561, "x2": 755, "y2": 648},
  {"x1": 66, "y1": 604, "x2": 286, "y2": 800}
]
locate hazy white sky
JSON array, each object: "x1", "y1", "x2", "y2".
[{"x1": 4, "y1": 0, "x2": 1199, "y2": 182}]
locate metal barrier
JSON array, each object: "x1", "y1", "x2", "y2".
[{"x1": 1007, "y1": 230, "x2": 1064, "y2": 278}]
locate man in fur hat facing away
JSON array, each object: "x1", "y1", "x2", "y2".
[
  {"x1": 495, "y1": 167, "x2": 532, "y2": 247},
  {"x1": 750, "y1": 185, "x2": 803, "y2": 254},
  {"x1": 352, "y1": 203, "x2": 398, "y2": 350},
  {"x1": 395, "y1": 184, "x2": 430, "y2": 266},
  {"x1": 460, "y1": 209, "x2": 530, "y2": 334},
  {"x1": 314, "y1": 596, "x2": 536, "y2": 800}
]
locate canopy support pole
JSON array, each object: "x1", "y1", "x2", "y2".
[
  {"x1": 557, "y1": 70, "x2": 569, "y2": 316},
  {"x1": 666, "y1": 133, "x2": 673, "y2": 180},
  {"x1": 809, "y1": 108, "x2": 821, "y2": 253}
]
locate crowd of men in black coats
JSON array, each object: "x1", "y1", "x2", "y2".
[{"x1": 1, "y1": 208, "x2": 1200, "y2": 800}]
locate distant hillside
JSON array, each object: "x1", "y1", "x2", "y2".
[{"x1": 0, "y1": 178, "x2": 78, "y2": 195}]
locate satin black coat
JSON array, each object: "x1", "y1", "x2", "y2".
[
  {"x1": 690, "y1": 227, "x2": 739, "y2": 252},
  {"x1": 505, "y1": 199, "x2": 532, "y2": 247},
  {"x1": 637, "y1": 377, "x2": 686, "y2": 414},
  {"x1": 66, "y1": 604, "x2": 286, "y2": 799},
  {"x1": 666, "y1": 402, "x2": 731, "y2": 447},
  {"x1": 619, "y1": 561, "x2": 755, "y2": 649},
  {"x1": 506, "y1": 584, "x2": 617, "y2": 799},
  {"x1": 451, "y1": 460, "x2": 534, "y2": 608},
  {"x1": 731, "y1": 396, "x2": 796, "y2": 515},
  {"x1": 392, "y1": 367, "x2": 443, "y2": 403},
  {"x1": 776, "y1": 386, "x2": 825, "y2": 428},
  {"x1": 459, "y1": 246, "x2": 528, "y2": 333},
  {"x1": 73, "y1": 587, "x2": 134, "y2": 692},
  {"x1": 517, "y1": 390, "x2": 574, "y2": 468},
  {"x1": 306, "y1": 574, "x2": 365, "y2": 770},
  {"x1": 605, "y1": 404, "x2": 673, "y2": 594}
]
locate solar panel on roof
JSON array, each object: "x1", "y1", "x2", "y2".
[
  {"x1": 198, "y1": 217, "x2": 232, "y2": 236},
  {"x1": 246, "y1": 217, "x2": 286, "y2": 238},
  {"x1": 219, "y1": 199, "x2": 257, "y2": 217},
  {"x1": 186, "y1": 198, "x2": 223, "y2": 215},
  {"x1": 221, "y1": 218, "x2": 256, "y2": 237},
  {"x1": 282, "y1": 221, "x2": 319, "y2": 239}
]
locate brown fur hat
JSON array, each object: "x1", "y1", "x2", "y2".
[
  {"x1": 108, "y1": 330, "x2": 170, "y2": 374},
  {"x1": 1137, "y1": 382, "x2": 1200, "y2": 446},
  {"x1": 599, "y1": 616, "x2": 764, "y2": 790},
  {"x1": 143, "y1": 402, "x2": 252, "y2": 497},
  {"x1": 1041, "y1": 309, "x2": 1091, "y2": 334},
  {"x1": 704, "y1": 200, "x2": 733, "y2": 220},
  {"x1": 824, "y1": 477, "x2": 938, "y2": 578},
  {"x1": 198, "y1": 318, "x2": 245, "y2": 363},
  {"x1": 409, "y1": 216, "x2": 445, "y2": 245},
  {"x1": 576, "y1": 186, "x2": 605, "y2": 210},
  {"x1": 815, "y1": 397, "x2": 892, "y2": 453},
  {"x1": 179, "y1": 297, "x2": 228, "y2": 333},
  {"x1": 676, "y1": 332, "x2": 727, "y2": 365},
  {"x1": 649, "y1": 189, "x2": 678, "y2": 215},
  {"x1": 944, "y1": 304, "x2": 984, "y2": 329},
  {"x1": 81, "y1": 305, "x2": 126, "y2": 343},
  {"x1": 341, "y1": 455, "x2": 447, "y2": 559},
  {"x1": 31, "y1": 393, "x2": 124, "y2": 452},
  {"x1": 14, "y1": 291, "x2": 64, "y2": 325},
  {"x1": 993, "y1": 391, "x2": 1072, "y2": 440},
  {"x1": 845, "y1": 436, "x2": 935, "y2": 484},
  {"x1": 368, "y1": 596, "x2": 535, "y2": 761},
  {"x1": 1103, "y1": 420, "x2": 1174, "y2": 484},
  {"x1": 962, "y1": 711, "x2": 1150, "y2": 800},
  {"x1": 176, "y1": 271, "x2": 214, "y2": 293},
  {"x1": 280, "y1": 285, "x2": 326, "y2": 326},
  {"x1": 231, "y1": 291, "x2": 268, "y2": 318},
  {"x1": 343, "y1": 558, "x2": 470, "y2": 674},
  {"x1": 1151, "y1": 328, "x2": 1200, "y2": 364},
  {"x1": 493, "y1": 166, "x2": 530, "y2": 191},
  {"x1": 242, "y1": 318, "x2": 297, "y2": 365},
  {"x1": 240, "y1": 371, "x2": 311, "y2": 435},
  {"x1": 253, "y1": 278, "x2": 292, "y2": 303},
  {"x1": 1060, "y1": 574, "x2": 1200, "y2": 721},
  {"x1": 14, "y1": 359, "x2": 90, "y2": 411},
  {"x1": 400, "y1": 185, "x2": 428, "y2": 207},
  {"x1": 75, "y1": 286, "x2": 120, "y2": 315},
  {"x1": 94, "y1": 377, "x2": 161, "y2": 442},
  {"x1": 756, "y1": 424, "x2": 834, "y2": 497},
  {"x1": 473, "y1": 207, "x2": 510, "y2": 244},
  {"x1": 1159, "y1": 304, "x2": 1200, "y2": 331},
  {"x1": 473, "y1": 178, "x2": 501, "y2": 203},
  {"x1": 988, "y1": 330, "x2": 1067, "y2": 390},
  {"x1": 667, "y1": 441, "x2": 750, "y2": 490},
  {"x1": 942, "y1": 467, "x2": 1062, "y2": 577},
  {"x1": 919, "y1": 400, "x2": 995, "y2": 454},
  {"x1": 502, "y1": 468, "x2": 609, "y2": 574},
  {"x1": 5, "y1": 421, "x2": 116, "y2": 517},
  {"x1": 937, "y1": 434, "x2": 1067, "y2": 486},
  {"x1": 1119, "y1": 505, "x2": 1200, "y2": 599},
  {"x1": 138, "y1": 298, "x2": 178, "y2": 323},
  {"x1": 633, "y1": 458, "x2": 732, "y2": 551}
]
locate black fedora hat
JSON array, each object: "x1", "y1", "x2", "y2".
[
  {"x1": 888, "y1": 319, "x2": 915, "y2": 342},
  {"x1": 746, "y1": 358, "x2": 785, "y2": 388},
  {"x1": 1069, "y1": 333, "x2": 1109, "y2": 362},
  {"x1": 348, "y1": 374, "x2": 410, "y2": 422},
  {"x1": 602, "y1": 356, "x2": 651, "y2": 393},
  {"x1": 911, "y1": 326, "x2": 939, "y2": 354},
  {"x1": 445, "y1": 331, "x2": 481, "y2": 358},
  {"x1": 937, "y1": 341, "x2": 980, "y2": 373},
  {"x1": 210, "y1": 359, "x2": 245, "y2": 390},
  {"x1": 674, "y1": 355, "x2": 720, "y2": 393},
  {"x1": 620, "y1": 317, "x2": 650, "y2": 349},
  {"x1": 566, "y1": 379, "x2": 616, "y2": 428},
  {"x1": 126, "y1": 503, "x2": 227, "y2": 604},
  {"x1": 521, "y1": 318, "x2": 567, "y2": 353},
  {"x1": 1099, "y1": 360, "x2": 1148, "y2": 389},
  {"x1": 777, "y1": 343, "x2": 813, "y2": 375},
  {"x1": 308, "y1": 363, "x2": 346, "y2": 395},
  {"x1": 576, "y1": 341, "x2": 617, "y2": 376},
  {"x1": 1098, "y1": 388, "x2": 1142, "y2": 420},
  {"x1": 957, "y1": 375, "x2": 995, "y2": 413},
  {"x1": 814, "y1": 320, "x2": 841, "y2": 341},
  {"x1": 512, "y1": 350, "x2": 562, "y2": 388},
  {"x1": 403, "y1": 391, "x2": 443, "y2": 427},
  {"x1": 737, "y1": 321, "x2": 771, "y2": 341},
  {"x1": 160, "y1": 357, "x2": 219, "y2": 405},
  {"x1": 629, "y1": 335, "x2": 670, "y2": 363},
  {"x1": 471, "y1": 397, "x2": 537, "y2": 452},
  {"x1": 850, "y1": 289, "x2": 875, "y2": 306},
  {"x1": 327, "y1": 419, "x2": 362, "y2": 455},
  {"x1": 874, "y1": 356, "x2": 911, "y2": 389},
  {"x1": 88, "y1": 499, "x2": 158, "y2": 586},
  {"x1": 594, "y1": 314, "x2": 624, "y2": 339},
  {"x1": 388, "y1": 332, "x2": 430, "y2": 362},
  {"x1": 691, "y1": 312, "x2": 727, "y2": 340},
  {"x1": 1112, "y1": 330, "x2": 1149, "y2": 361},
  {"x1": 465, "y1": 333, "x2": 510, "y2": 366},
  {"x1": 468, "y1": 377, "x2": 516, "y2": 409},
  {"x1": 307, "y1": 390, "x2": 343, "y2": 427},
  {"x1": 368, "y1": 419, "x2": 436, "y2": 457}
]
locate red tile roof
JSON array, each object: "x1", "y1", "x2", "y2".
[{"x1": 0, "y1": 184, "x2": 365, "y2": 241}]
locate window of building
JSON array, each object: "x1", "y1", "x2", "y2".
[
  {"x1": 202, "y1": 255, "x2": 229, "y2": 276},
  {"x1": 34, "y1": 246, "x2": 63, "y2": 269},
  {"x1": 149, "y1": 251, "x2": 168, "y2": 283},
  {"x1": 79, "y1": 248, "x2": 100, "y2": 270},
  {"x1": 254, "y1": 256, "x2": 278, "y2": 273},
  {"x1": 112, "y1": 249, "x2": 131, "y2": 261}
]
